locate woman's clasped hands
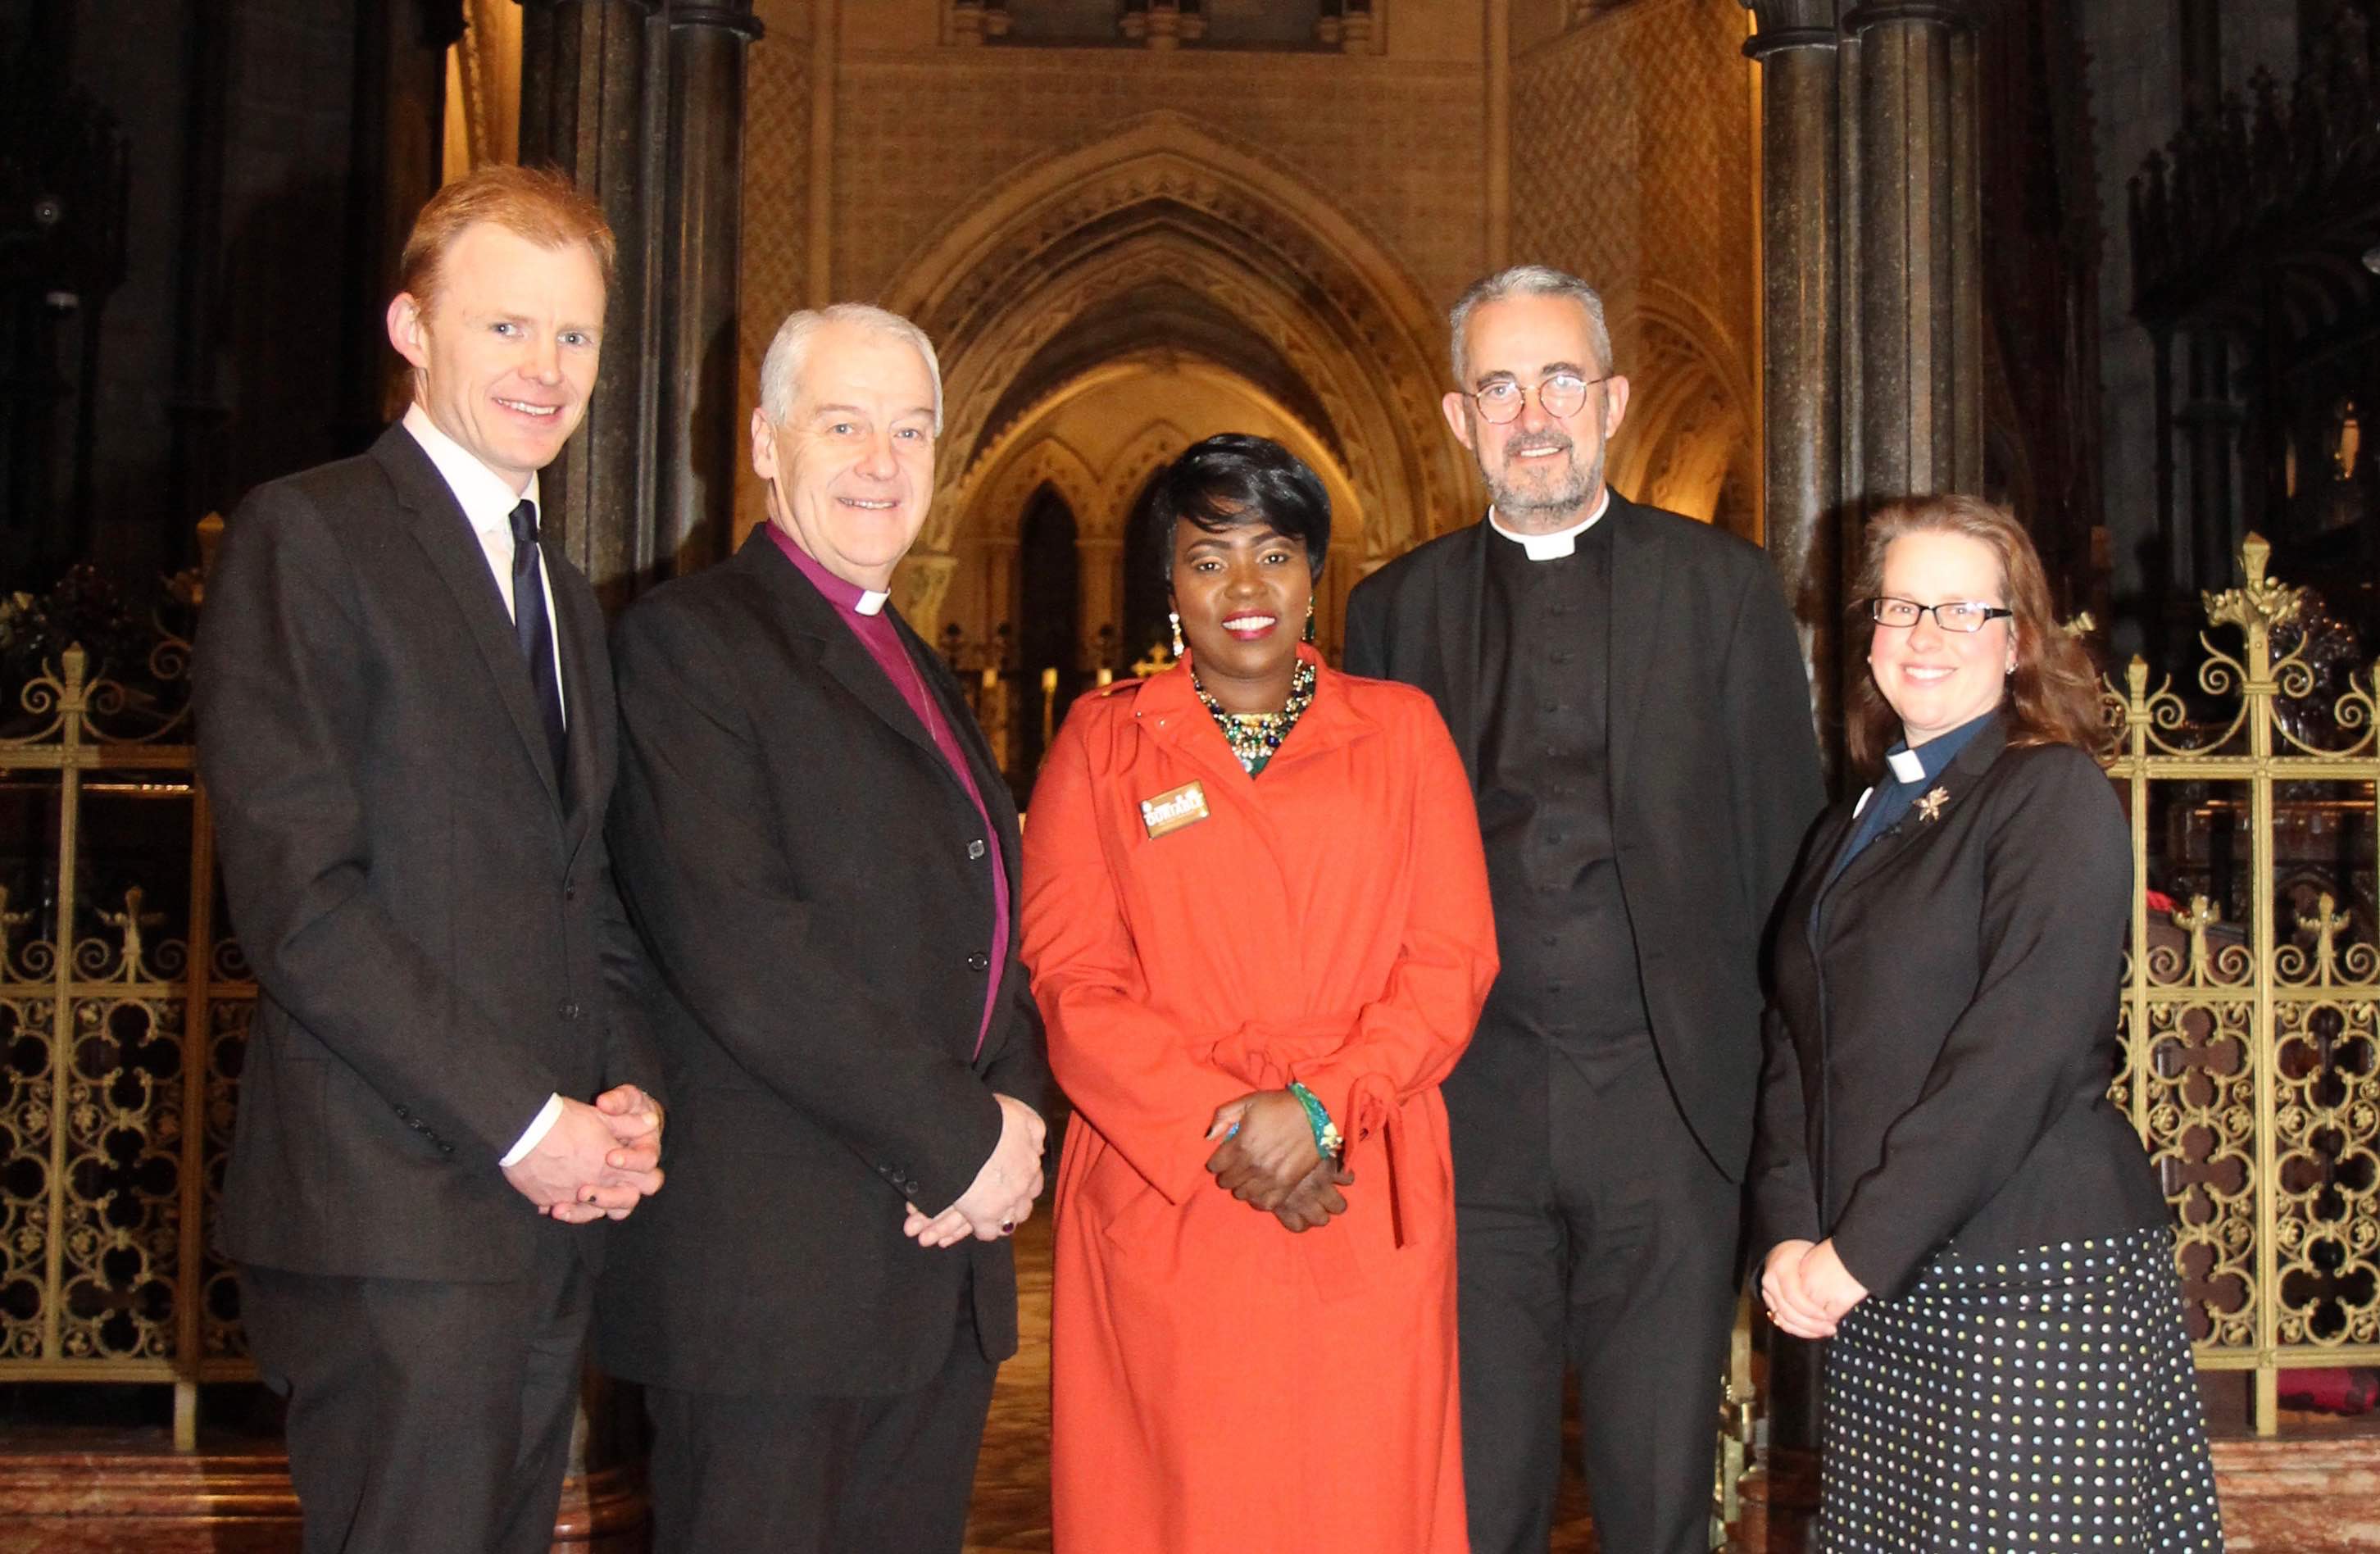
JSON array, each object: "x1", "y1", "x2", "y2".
[
  {"x1": 1204, "y1": 1091, "x2": 1355, "y2": 1234},
  {"x1": 1760, "y1": 1238, "x2": 1871, "y2": 1339}
]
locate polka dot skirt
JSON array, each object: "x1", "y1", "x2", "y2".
[{"x1": 1821, "y1": 1224, "x2": 2223, "y2": 1551}]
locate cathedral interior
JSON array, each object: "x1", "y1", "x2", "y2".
[{"x1": 2, "y1": 0, "x2": 2379, "y2": 1548}]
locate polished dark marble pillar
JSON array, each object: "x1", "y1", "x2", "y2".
[
  {"x1": 518, "y1": 0, "x2": 659, "y2": 604},
  {"x1": 653, "y1": 2, "x2": 762, "y2": 583},
  {"x1": 1842, "y1": 1, "x2": 1983, "y2": 505},
  {"x1": 1746, "y1": 12, "x2": 1844, "y2": 768}
]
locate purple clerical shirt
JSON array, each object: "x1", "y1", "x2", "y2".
[{"x1": 768, "y1": 525, "x2": 1009, "y2": 1058}]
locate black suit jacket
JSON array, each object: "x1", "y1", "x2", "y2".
[
  {"x1": 1749, "y1": 717, "x2": 2169, "y2": 1298},
  {"x1": 594, "y1": 532, "x2": 1054, "y2": 1398},
  {"x1": 194, "y1": 424, "x2": 661, "y2": 1283},
  {"x1": 1342, "y1": 493, "x2": 1824, "y2": 1180}
]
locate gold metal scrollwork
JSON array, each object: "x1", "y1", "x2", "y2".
[
  {"x1": 2108, "y1": 531, "x2": 2380, "y2": 1432},
  {"x1": 0, "y1": 613, "x2": 255, "y2": 1448}
]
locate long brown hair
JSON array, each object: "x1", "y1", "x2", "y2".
[{"x1": 1846, "y1": 495, "x2": 2105, "y2": 776}]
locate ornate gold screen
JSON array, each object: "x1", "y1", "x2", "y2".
[
  {"x1": 2106, "y1": 535, "x2": 2378, "y2": 1434},
  {"x1": 0, "y1": 569, "x2": 255, "y2": 1450},
  {"x1": 1, "y1": 529, "x2": 2372, "y2": 1454}
]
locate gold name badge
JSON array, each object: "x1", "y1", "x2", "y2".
[{"x1": 1138, "y1": 780, "x2": 1210, "y2": 839}]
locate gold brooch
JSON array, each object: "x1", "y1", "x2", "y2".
[{"x1": 1916, "y1": 786, "x2": 1950, "y2": 823}]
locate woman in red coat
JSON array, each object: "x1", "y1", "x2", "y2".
[{"x1": 1021, "y1": 434, "x2": 1498, "y2": 1553}]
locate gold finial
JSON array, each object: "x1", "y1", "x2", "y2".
[
  {"x1": 2202, "y1": 532, "x2": 2302, "y2": 637},
  {"x1": 99, "y1": 886, "x2": 166, "y2": 982},
  {"x1": 2174, "y1": 893, "x2": 2222, "y2": 985},
  {"x1": 2296, "y1": 892, "x2": 2350, "y2": 986}
]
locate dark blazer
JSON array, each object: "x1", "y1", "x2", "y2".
[
  {"x1": 1342, "y1": 493, "x2": 1824, "y2": 1179},
  {"x1": 595, "y1": 531, "x2": 1054, "y2": 1398},
  {"x1": 194, "y1": 424, "x2": 661, "y2": 1283},
  {"x1": 1748, "y1": 716, "x2": 2169, "y2": 1298}
]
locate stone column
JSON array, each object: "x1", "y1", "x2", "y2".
[
  {"x1": 896, "y1": 550, "x2": 961, "y2": 636},
  {"x1": 653, "y1": 2, "x2": 763, "y2": 584},
  {"x1": 1745, "y1": 11, "x2": 1843, "y2": 766},
  {"x1": 1740, "y1": 11, "x2": 1846, "y2": 1523},
  {"x1": 1841, "y1": 1, "x2": 1983, "y2": 507},
  {"x1": 339, "y1": 0, "x2": 461, "y2": 457},
  {"x1": 1078, "y1": 535, "x2": 1124, "y2": 657},
  {"x1": 517, "y1": 0, "x2": 658, "y2": 605}
]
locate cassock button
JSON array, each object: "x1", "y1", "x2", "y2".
[
  {"x1": 966, "y1": 952, "x2": 991, "y2": 972},
  {"x1": 557, "y1": 1000, "x2": 582, "y2": 1020},
  {"x1": 968, "y1": 839, "x2": 988, "y2": 860}
]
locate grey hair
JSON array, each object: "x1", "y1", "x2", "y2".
[
  {"x1": 1447, "y1": 265, "x2": 1614, "y2": 387},
  {"x1": 757, "y1": 302, "x2": 945, "y2": 434}
]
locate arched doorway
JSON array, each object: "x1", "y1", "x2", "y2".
[
  {"x1": 1013, "y1": 483, "x2": 1080, "y2": 786},
  {"x1": 879, "y1": 112, "x2": 1473, "y2": 643}
]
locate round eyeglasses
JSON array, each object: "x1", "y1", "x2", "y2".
[
  {"x1": 1466, "y1": 372, "x2": 1608, "y2": 425},
  {"x1": 1866, "y1": 598, "x2": 2014, "y2": 634}
]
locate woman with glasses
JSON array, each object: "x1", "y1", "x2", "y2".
[
  {"x1": 1750, "y1": 494, "x2": 2222, "y2": 1550},
  {"x1": 1020, "y1": 434, "x2": 1497, "y2": 1552}
]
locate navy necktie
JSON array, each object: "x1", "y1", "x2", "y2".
[{"x1": 508, "y1": 498, "x2": 568, "y2": 783}]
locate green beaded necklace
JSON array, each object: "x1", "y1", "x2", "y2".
[{"x1": 1191, "y1": 659, "x2": 1316, "y2": 776}]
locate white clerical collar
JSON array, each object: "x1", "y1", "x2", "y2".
[
  {"x1": 855, "y1": 590, "x2": 888, "y2": 616},
  {"x1": 1488, "y1": 488, "x2": 1611, "y2": 560},
  {"x1": 1886, "y1": 747, "x2": 1927, "y2": 784},
  {"x1": 402, "y1": 402, "x2": 539, "y2": 541}
]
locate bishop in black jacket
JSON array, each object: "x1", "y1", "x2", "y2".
[
  {"x1": 597, "y1": 304, "x2": 1053, "y2": 1554},
  {"x1": 1344, "y1": 266, "x2": 1824, "y2": 1554}
]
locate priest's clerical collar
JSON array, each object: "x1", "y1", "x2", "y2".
[
  {"x1": 1488, "y1": 488, "x2": 1611, "y2": 560},
  {"x1": 1884, "y1": 707, "x2": 1996, "y2": 784},
  {"x1": 766, "y1": 522, "x2": 892, "y2": 615}
]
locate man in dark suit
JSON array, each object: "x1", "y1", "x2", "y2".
[
  {"x1": 597, "y1": 302, "x2": 1053, "y2": 1554},
  {"x1": 194, "y1": 165, "x2": 667, "y2": 1554},
  {"x1": 1343, "y1": 264, "x2": 1824, "y2": 1554}
]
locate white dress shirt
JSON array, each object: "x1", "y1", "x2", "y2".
[
  {"x1": 1488, "y1": 486, "x2": 1612, "y2": 559},
  {"x1": 398, "y1": 404, "x2": 570, "y2": 1167}
]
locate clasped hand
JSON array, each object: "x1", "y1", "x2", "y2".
[
  {"x1": 1759, "y1": 1237, "x2": 1870, "y2": 1339},
  {"x1": 502, "y1": 1084, "x2": 666, "y2": 1224},
  {"x1": 1204, "y1": 1091, "x2": 1353, "y2": 1234},
  {"x1": 904, "y1": 1094, "x2": 1048, "y2": 1249}
]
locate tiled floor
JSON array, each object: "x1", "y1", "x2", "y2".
[{"x1": 961, "y1": 1215, "x2": 1601, "y2": 1552}]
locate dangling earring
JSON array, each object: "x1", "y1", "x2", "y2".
[
  {"x1": 1169, "y1": 610, "x2": 1184, "y2": 657},
  {"x1": 1302, "y1": 597, "x2": 1316, "y2": 644}
]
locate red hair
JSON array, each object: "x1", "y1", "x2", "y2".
[
  {"x1": 1846, "y1": 494, "x2": 2106, "y2": 776},
  {"x1": 397, "y1": 163, "x2": 615, "y2": 309}
]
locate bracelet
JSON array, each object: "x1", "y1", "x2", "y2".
[{"x1": 1286, "y1": 1081, "x2": 1343, "y2": 1160}]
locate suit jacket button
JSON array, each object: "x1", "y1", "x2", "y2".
[
  {"x1": 439, "y1": 1143, "x2": 455, "y2": 1156},
  {"x1": 968, "y1": 839, "x2": 988, "y2": 860},
  {"x1": 557, "y1": 1000, "x2": 581, "y2": 1020},
  {"x1": 565, "y1": 884, "x2": 577, "y2": 902},
  {"x1": 394, "y1": 1104, "x2": 411, "y2": 1120},
  {"x1": 966, "y1": 952, "x2": 990, "y2": 972}
]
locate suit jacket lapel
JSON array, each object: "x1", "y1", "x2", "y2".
[
  {"x1": 375, "y1": 428, "x2": 564, "y2": 811},
  {"x1": 1817, "y1": 717, "x2": 2012, "y2": 929},
  {"x1": 896, "y1": 607, "x2": 1021, "y2": 836},
  {"x1": 741, "y1": 536, "x2": 965, "y2": 779},
  {"x1": 1605, "y1": 494, "x2": 1666, "y2": 804},
  {"x1": 550, "y1": 564, "x2": 607, "y2": 857},
  {"x1": 1433, "y1": 523, "x2": 1488, "y2": 782}
]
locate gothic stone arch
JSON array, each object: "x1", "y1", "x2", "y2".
[{"x1": 881, "y1": 112, "x2": 1469, "y2": 564}]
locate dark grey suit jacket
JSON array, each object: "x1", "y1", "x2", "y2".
[
  {"x1": 595, "y1": 532, "x2": 1054, "y2": 1398},
  {"x1": 1750, "y1": 717, "x2": 2169, "y2": 1298},
  {"x1": 194, "y1": 423, "x2": 661, "y2": 1284},
  {"x1": 1342, "y1": 493, "x2": 1824, "y2": 1182}
]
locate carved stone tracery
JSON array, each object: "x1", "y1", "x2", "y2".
[{"x1": 880, "y1": 115, "x2": 1469, "y2": 563}]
